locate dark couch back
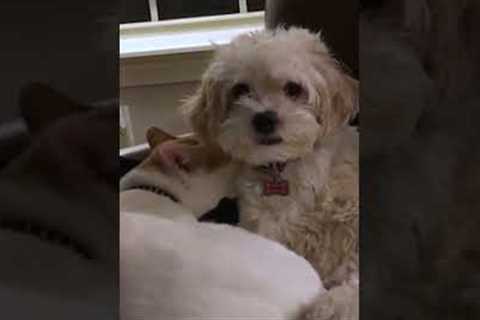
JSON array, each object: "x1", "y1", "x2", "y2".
[{"x1": 265, "y1": 0, "x2": 358, "y2": 77}]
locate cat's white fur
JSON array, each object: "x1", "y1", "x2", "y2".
[{"x1": 119, "y1": 128, "x2": 324, "y2": 319}]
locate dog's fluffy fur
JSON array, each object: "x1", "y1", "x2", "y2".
[
  {"x1": 119, "y1": 128, "x2": 324, "y2": 319},
  {"x1": 184, "y1": 28, "x2": 359, "y2": 318}
]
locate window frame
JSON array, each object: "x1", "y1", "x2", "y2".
[
  {"x1": 120, "y1": 11, "x2": 265, "y2": 88},
  {"x1": 120, "y1": 11, "x2": 264, "y2": 59}
]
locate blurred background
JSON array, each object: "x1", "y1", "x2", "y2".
[{"x1": 0, "y1": 0, "x2": 118, "y2": 168}]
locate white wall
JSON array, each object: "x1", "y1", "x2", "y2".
[
  {"x1": 120, "y1": 81, "x2": 199, "y2": 147},
  {"x1": 120, "y1": 82, "x2": 198, "y2": 145},
  {"x1": 119, "y1": 48, "x2": 214, "y2": 149}
]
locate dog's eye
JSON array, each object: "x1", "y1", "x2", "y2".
[
  {"x1": 284, "y1": 81, "x2": 303, "y2": 99},
  {"x1": 231, "y1": 83, "x2": 250, "y2": 99}
]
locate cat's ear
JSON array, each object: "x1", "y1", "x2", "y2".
[
  {"x1": 19, "y1": 82, "x2": 91, "y2": 134},
  {"x1": 146, "y1": 126, "x2": 176, "y2": 148}
]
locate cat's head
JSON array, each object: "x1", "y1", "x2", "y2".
[
  {"x1": 121, "y1": 127, "x2": 237, "y2": 218},
  {"x1": 6, "y1": 82, "x2": 118, "y2": 190}
]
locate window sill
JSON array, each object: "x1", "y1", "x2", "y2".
[
  {"x1": 120, "y1": 12, "x2": 264, "y2": 88},
  {"x1": 120, "y1": 12, "x2": 265, "y2": 59}
]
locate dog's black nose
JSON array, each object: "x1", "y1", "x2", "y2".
[{"x1": 252, "y1": 111, "x2": 278, "y2": 135}]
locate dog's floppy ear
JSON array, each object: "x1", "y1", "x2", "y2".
[
  {"x1": 330, "y1": 73, "x2": 358, "y2": 126},
  {"x1": 19, "y1": 82, "x2": 91, "y2": 134},
  {"x1": 315, "y1": 69, "x2": 358, "y2": 134},
  {"x1": 296, "y1": 29, "x2": 358, "y2": 133},
  {"x1": 146, "y1": 126, "x2": 176, "y2": 148},
  {"x1": 182, "y1": 65, "x2": 224, "y2": 146}
]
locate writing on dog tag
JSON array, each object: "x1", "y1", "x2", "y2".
[{"x1": 263, "y1": 179, "x2": 289, "y2": 196}]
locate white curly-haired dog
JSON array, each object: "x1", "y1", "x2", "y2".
[{"x1": 184, "y1": 27, "x2": 359, "y2": 319}]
